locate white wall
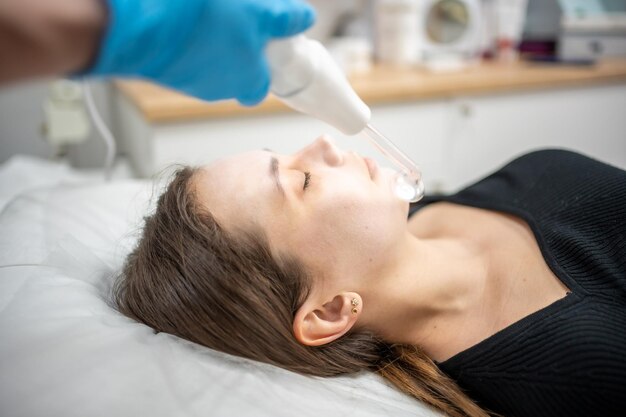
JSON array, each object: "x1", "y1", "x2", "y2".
[{"x1": 0, "y1": 80, "x2": 54, "y2": 162}]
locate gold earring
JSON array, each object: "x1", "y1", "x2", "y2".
[{"x1": 351, "y1": 298, "x2": 359, "y2": 314}]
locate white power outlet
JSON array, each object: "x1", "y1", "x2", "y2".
[{"x1": 42, "y1": 80, "x2": 91, "y2": 147}]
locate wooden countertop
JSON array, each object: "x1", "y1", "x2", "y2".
[{"x1": 115, "y1": 59, "x2": 626, "y2": 123}]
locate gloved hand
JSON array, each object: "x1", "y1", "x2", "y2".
[{"x1": 85, "y1": 0, "x2": 316, "y2": 105}]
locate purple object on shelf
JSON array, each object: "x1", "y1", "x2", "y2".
[{"x1": 520, "y1": 40, "x2": 557, "y2": 56}]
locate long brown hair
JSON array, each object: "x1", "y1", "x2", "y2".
[{"x1": 114, "y1": 167, "x2": 493, "y2": 417}]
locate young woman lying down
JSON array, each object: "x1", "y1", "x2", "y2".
[{"x1": 114, "y1": 136, "x2": 626, "y2": 417}]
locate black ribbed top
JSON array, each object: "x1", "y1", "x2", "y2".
[{"x1": 409, "y1": 149, "x2": 626, "y2": 417}]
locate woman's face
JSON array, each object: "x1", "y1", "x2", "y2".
[{"x1": 193, "y1": 136, "x2": 410, "y2": 284}]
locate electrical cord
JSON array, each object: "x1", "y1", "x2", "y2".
[{"x1": 81, "y1": 80, "x2": 116, "y2": 181}]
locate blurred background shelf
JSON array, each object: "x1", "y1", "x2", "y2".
[{"x1": 115, "y1": 59, "x2": 626, "y2": 122}]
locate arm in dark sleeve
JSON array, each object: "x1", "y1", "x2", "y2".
[{"x1": 0, "y1": 0, "x2": 107, "y2": 85}]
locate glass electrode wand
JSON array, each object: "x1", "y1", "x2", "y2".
[
  {"x1": 266, "y1": 35, "x2": 425, "y2": 203},
  {"x1": 361, "y1": 124, "x2": 425, "y2": 202}
]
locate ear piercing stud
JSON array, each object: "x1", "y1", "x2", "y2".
[{"x1": 351, "y1": 298, "x2": 359, "y2": 314}]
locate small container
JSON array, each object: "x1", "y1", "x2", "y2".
[
  {"x1": 374, "y1": 0, "x2": 420, "y2": 66},
  {"x1": 495, "y1": 0, "x2": 529, "y2": 62}
]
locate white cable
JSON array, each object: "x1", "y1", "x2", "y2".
[{"x1": 82, "y1": 80, "x2": 116, "y2": 181}]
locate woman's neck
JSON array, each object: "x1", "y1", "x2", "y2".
[{"x1": 359, "y1": 232, "x2": 491, "y2": 353}]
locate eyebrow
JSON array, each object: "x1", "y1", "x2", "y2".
[{"x1": 270, "y1": 156, "x2": 286, "y2": 197}]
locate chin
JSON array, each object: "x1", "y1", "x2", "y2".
[{"x1": 398, "y1": 197, "x2": 411, "y2": 218}]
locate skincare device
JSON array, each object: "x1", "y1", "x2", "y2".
[{"x1": 266, "y1": 35, "x2": 425, "y2": 202}]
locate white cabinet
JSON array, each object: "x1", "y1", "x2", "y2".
[
  {"x1": 114, "y1": 83, "x2": 626, "y2": 194},
  {"x1": 443, "y1": 84, "x2": 626, "y2": 190}
]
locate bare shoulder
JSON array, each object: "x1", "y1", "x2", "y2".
[{"x1": 408, "y1": 201, "x2": 538, "y2": 248}]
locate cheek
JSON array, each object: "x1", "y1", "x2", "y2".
[
  {"x1": 317, "y1": 180, "x2": 406, "y2": 230},
  {"x1": 308, "y1": 195, "x2": 404, "y2": 255},
  {"x1": 278, "y1": 176, "x2": 408, "y2": 269}
]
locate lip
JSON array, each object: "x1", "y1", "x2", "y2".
[{"x1": 363, "y1": 156, "x2": 378, "y2": 180}]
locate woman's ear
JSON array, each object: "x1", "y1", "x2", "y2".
[{"x1": 293, "y1": 292, "x2": 362, "y2": 346}]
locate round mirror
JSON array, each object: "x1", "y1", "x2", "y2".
[{"x1": 426, "y1": 0, "x2": 470, "y2": 44}]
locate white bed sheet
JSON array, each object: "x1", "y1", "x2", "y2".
[{"x1": 0, "y1": 157, "x2": 441, "y2": 417}]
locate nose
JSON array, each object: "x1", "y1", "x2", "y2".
[{"x1": 296, "y1": 135, "x2": 344, "y2": 166}]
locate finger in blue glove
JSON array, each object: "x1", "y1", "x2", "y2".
[{"x1": 85, "y1": 0, "x2": 316, "y2": 105}]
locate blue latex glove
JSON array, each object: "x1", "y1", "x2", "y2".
[{"x1": 86, "y1": 0, "x2": 316, "y2": 105}]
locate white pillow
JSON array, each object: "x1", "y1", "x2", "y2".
[{"x1": 0, "y1": 159, "x2": 440, "y2": 417}]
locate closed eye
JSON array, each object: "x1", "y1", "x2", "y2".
[{"x1": 303, "y1": 172, "x2": 311, "y2": 191}]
